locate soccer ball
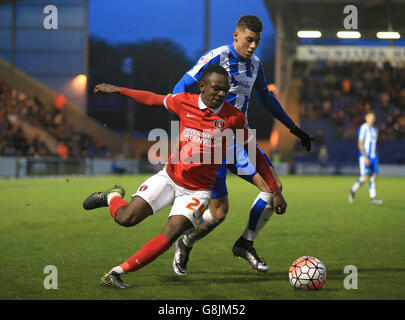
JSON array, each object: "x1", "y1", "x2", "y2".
[{"x1": 288, "y1": 256, "x2": 327, "y2": 290}]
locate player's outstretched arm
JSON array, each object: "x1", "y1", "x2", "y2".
[
  {"x1": 233, "y1": 111, "x2": 287, "y2": 213},
  {"x1": 254, "y1": 63, "x2": 296, "y2": 129},
  {"x1": 289, "y1": 126, "x2": 314, "y2": 152},
  {"x1": 242, "y1": 139, "x2": 287, "y2": 214},
  {"x1": 255, "y1": 87, "x2": 295, "y2": 129},
  {"x1": 94, "y1": 83, "x2": 122, "y2": 94},
  {"x1": 255, "y1": 87, "x2": 313, "y2": 152},
  {"x1": 119, "y1": 88, "x2": 167, "y2": 107},
  {"x1": 251, "y1": 144, "x2": 287, "y2": 214},
  {"x1": 254, "y1": 62, "x2": 313, "y2": 151},
  {"x1": 94, "y1": 83, "x2": 167, "y2": 108}
]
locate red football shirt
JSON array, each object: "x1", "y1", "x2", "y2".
[
  {"x1": 119, "y1": 87, "x2": 278, "y2": 192},
  {"x1": 163, "y1": 92, "x2": 251, "y2": 191}
]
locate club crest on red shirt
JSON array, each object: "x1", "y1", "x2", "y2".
[{"x1": 214, "y1": 119, "x2": 225, "y2": 129}]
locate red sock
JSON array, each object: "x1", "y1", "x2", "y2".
[
  {"x1": 120, "y1": 234, "x2": 172, "y2": 273},
  {"x1": 109, "y1": 196, "x2": 128, "y2": 220}
]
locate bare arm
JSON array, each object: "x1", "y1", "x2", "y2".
[
  {"x1": 243, "y1": 139, "x2": 287, "y2": 214},
  {"x1": 94, "y1": 83, "x2": 122, "y2": 94},
  {"x1": 358, "y1": 139, "x2": 370, "y2": 166},
  {"x1": 94, "y1": 83, "x2": 167, "y2": 107}
]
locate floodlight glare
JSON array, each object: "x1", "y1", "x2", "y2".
[
  {"x1": 376, "y1": 31, "x2": 400, "y2": 39},
  {"x1": 337, "y1": 31, "x2": 361, "y2": 39},
  {"x1": 71, "y1": 74, "x2": 87, "y2": 93},
  {"x1": 297, "y1": 31, "x2": 322, "y2": 38}
]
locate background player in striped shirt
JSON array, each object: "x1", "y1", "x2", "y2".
[
  {"x1": 172, "y1": 15, "x2": 312, "y2": 274},
  {"x1": 83, "y1": 65, "x2": 286, "y2": 289},
  {"x1": 349, "y1": 111, "x2": 383, "y2": 205}
]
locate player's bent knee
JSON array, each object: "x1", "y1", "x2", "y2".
[
  {"x1": 216, "y1": 214, "x2": 226, "y2": 223},
  {"x1": 209, "y1": 196, "x2": 229, "y2": 222},
  {"x1": 114, "y1": 208, "x2": 136, "y2": 227},
  {"x1": 115, "y1": 196, "x2": 154, "y2": 227},
  {"x1": 210, "y1": 206, "x2": 228, "y2": 222},
  {"x1": 115, "y1": 206, "x2": 151, "y2": 227}
]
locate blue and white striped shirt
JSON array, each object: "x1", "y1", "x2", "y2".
[
  {"x1": 173, "y1": 44, "x2": 295, "y2": 130},
  {"x1": 358, "y1": 123, "x2": 378, "y2": 159}
]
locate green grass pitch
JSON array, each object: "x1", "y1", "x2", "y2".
[{"x1": 0, "y1": 174, "x2": 404, "y2": 300}]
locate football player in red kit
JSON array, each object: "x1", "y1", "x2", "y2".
[{"x1": 83, "y1": 65, "x2": 286, "y2": 289}]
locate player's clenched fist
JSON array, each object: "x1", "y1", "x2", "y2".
[
  {"x1": 94, "y1": 83, "x2": 122, "y2": 94},
  {"x1": 273, "y1": 189, "x2": 287, "y2": 214}
]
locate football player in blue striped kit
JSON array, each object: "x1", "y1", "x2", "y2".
[
  {"x1": 171, "y1": 15, "x2": 313, "y2": 274},
  {"x1": 349, "y1": 111, "x2": 383, "y2": 205}
]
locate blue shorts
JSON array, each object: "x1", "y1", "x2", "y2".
[
  {"x1": 359, "y1": 156, "x2": 379, "y2": 176},
  {"x1": 212, "y1": 143, "x2": 273, "y2": 199}
]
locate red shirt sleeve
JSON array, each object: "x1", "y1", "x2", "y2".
[
  {"x1": 120, "y1": 88, "x2": 166, "y2": 107},
  {"x1": 163, "y1": 93, "x2": 184, "y2": 114}
]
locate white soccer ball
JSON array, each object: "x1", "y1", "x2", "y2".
[{"x1": 288, "y1": 256, "x2": 327, "y2": 290}]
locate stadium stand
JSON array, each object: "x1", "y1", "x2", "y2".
[
  {"x1": 0, "y1": 81, "x2": 110, "y2": 158},
  {"x1": 293, "y1": 60, "x2": 405, "y2": 165},
  {"x1": 0, "y1": 112, "x2": 50, "y2": 157},
  {"x1": 0, "y1": 57, "x2": 125, "y2": 160}
]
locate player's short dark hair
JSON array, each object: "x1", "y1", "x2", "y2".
[
  {"x1": 236, "y1": 15, "x2": 263, "y2": 33},
  {"x1": 201, "y1": 65, "x2": 229, "y2": 82}
]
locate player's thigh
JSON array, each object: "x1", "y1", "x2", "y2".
[
  {"x1": 169, "y1": 190, "x2": 211, "y2": 229},
  {"x1": 210, "y1": 171, "x2": 230, "y2": 220},
  {"x1": 212, "y1": 174, "x2": 228, "y2": 200},
  {"x1": 226, "y1": 142, "x2": 257, "y2": 179},
  {"x1": 211, "y1": 161, "x2": 229, "y2": 200},
  {"x1": 359, "y1": 156, "x2": 371, "y2": 176},
  {"x1": 132, "y1": 170, "x2": 176, "y2": 214},
  {"x1": 370, "y1": 157, "x2": 379, "y2": 175}
]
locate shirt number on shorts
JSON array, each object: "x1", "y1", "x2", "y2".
[{"x1": 186, "y1": 197, "x2": 205, "y2": 219}]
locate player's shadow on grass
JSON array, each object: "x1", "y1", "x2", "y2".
[
  {"x1": 346, "y1": 267, "x2": 405, "y2": 276},
  {"x1": 159, "y1": 267, "x2": 405, "y2": 286},
  {"x1": 306, "y1": 267, "x2": 405, "y2": 281},
  {"x1": 158, "y1": 270, "x2": 288, "y2": 285}
]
